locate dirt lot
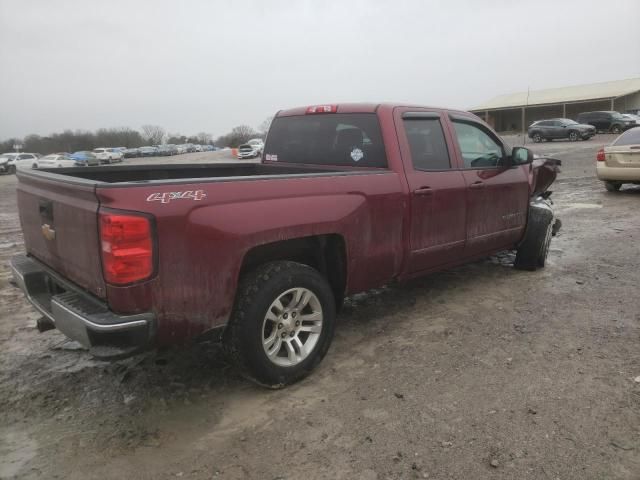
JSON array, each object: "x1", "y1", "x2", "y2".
[{"x1": 0, "y1": 137, "x2": 638, "y2": 480}]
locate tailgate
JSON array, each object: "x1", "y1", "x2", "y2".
[{"x1": 16, "y1": 173, "x2": 106, "y2": 298}]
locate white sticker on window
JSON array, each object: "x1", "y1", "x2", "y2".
[
  {"x1": 266, "y1": 154, "x2": 278, "y2": 161},
  {"x1": 350, "y1": 148, "x2": 364, "y2": 162}
]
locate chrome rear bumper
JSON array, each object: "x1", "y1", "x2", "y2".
[{"x1": 10, "y1": 254, "x2": 154, "y2": 359}]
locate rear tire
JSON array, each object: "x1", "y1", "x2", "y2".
[
  {"x1": 532, "y1": 133, "x2": 543, "y2": 143},
  {"x1": 514, "y1": 206, "x2": 554, "y2": 271},
  {"x1": 224, "y1": 261, "x2": 336, "y2": 388},
  {"x1": 604, "y1": 181, "x2": 621, "y2": 192},
  {"x1": 568, "y1": 131, "x2": 579, "y2": 141}
]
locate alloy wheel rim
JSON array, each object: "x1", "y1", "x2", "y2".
[{"x1": 261, "y1": 287, "x2": 323, "y2": 367}]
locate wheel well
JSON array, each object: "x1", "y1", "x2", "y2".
[{"x1": 240, "y1": 235, "x2": 347, "y2": 307}]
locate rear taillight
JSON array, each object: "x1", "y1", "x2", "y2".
[
  {"x1": 306, "y1": 105, "x2": 337, "y2": 114},
  {"x1": 99, "y1": 212, "x2": 154, "y2": 285},
  {"x1": 596, "y1": 148, "x2": 605, "y2": 162}
]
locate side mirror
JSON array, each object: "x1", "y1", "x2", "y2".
[{"x1": 511, "y1": 146, "x2": 533, "y2": 166}]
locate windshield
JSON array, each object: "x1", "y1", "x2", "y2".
[
  {"x1": 611, "y1": 112, "x2": 625, "y2": 120},
  {"x1": 264, "y1": 113, "x2": 387, "y2": 168},
  {"x1": 561, "y1": 119, "x2": 578, "y2": 125}
]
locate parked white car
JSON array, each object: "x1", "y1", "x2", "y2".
[
  {"x1": 92, "y1": 148, "x2": 123, "y2": 164},
  {"x1": 248, "y1": 138, "x2": 264, "y2": 154},
  {"x1": 237, "y1": 138, "x2": 265, "y2": 159},
  {"x1": 0, "y1": 153, "x2": 18, "y2": 174},
  {"x1": 37, "y1": 154, "x2": 80, "y2": 168},
  {"x1": 1, "y1": 152, "x2": 41, "y2": 170}
]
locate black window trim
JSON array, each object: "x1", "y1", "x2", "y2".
[
  {"x1": 402, "y1": 112, "x2": 453, "y2": 172},
  {"x1": 448, "y1": 115, "x2": 509, "y2": 170}
]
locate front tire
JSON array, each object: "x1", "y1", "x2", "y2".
[
  {"x1": 514, "y1": 205, "x2": 554, "y2": 271},
  {"x1": 225, "y1": 261, "x2": 336, "y2": 387},
  {"x1": 611, "y1": 125, "x2": 622, "y2": 134},
  {"x1": 604, "y1": 181, "x2": 622, "y2": 192}
]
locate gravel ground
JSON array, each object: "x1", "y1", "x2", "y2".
[{"x1": 0, "y1": 135, "x2": 639, "y2": 480}]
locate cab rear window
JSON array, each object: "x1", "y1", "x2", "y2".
[{"x1": 264, "y1": 113, "x2": 387, "y2": 168}]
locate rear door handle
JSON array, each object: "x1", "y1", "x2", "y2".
[
  {"x1": 414, "y1": 186, "x2": 433, "y2": 196},
  {"x1": 469, "y1": 181, "x2": 485, "y2": 190}
]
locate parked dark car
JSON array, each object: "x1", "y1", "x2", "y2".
[
  {"x1": 528, "y1": 118, "x2": 596, "y2": 142},
  {"x1": 138, "y1": 146, "x2": 159, "y2": 157},
  {"x1": 576, "y1": 111, "x2": 636, "y2": 134},
  {"x1": 123, "y1": 148, "x2": 139, "y2": 158}
]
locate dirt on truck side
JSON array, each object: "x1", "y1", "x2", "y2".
[{"x1": 1, "y1": 136, "x2": 639, "y2": 479}]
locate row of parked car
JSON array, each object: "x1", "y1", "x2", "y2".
[
  {"x1": 527, "y1": 111, "x2": 639, "y2": 142},
  {"x1": 0, "y1": 143, "x2": 220, "y2": 173},
  {"x1": 124, "y1": 143, "x2": 218, "y2": 158}
]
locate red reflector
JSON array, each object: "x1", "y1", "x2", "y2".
[
  {"x1": 306, "y1": 105, "x2": 337, "y2": 114},
  {"x1": 99, "y1": 212, "x2": 154, "y2": 285},
  {"x1": 596, "y1": 148, "x2": 605, "y2": 162}
]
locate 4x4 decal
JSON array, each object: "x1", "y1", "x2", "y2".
[{"x1": 146, "y1": 190, "x2": 207, "y2": 204}]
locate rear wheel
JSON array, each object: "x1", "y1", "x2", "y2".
[
  {"x1": 225, "y1": 261, "x2": 336, "y2": 387},
  {"x1": 568, "y1": 131, "x2": 579, "y2": 141},
  {"x1": 514, "y1": 206, "x2": 554, "y2": 271},
  {"x1": 604, "y1": 181, "x2": 622, "y2": 192},
  {"x1": 532, "y1": 133, "x2": 543, "y2": 143}
]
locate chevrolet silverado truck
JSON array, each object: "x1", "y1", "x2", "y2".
[{"x1": 10, "y1": 103, "x2": 560, "y2": 387}]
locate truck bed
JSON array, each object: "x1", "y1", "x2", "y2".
[{"x1": 35, "y1": 163, "x2": 354, "y2": 184}]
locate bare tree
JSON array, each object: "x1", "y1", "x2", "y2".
[
  {"x1": 196, "y1": 132, "x2": 213, "y2": 145},
  {"x1": 258, "y1": 116, "x2": 273, "y2": 137},
  {"x1": 141, "y1": 125, "x2": 166, "y2": 145}
]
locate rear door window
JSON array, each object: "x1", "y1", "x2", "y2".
[
  {"x1": 264, "y1": 113, "x2": 387, "y2": 167},
  {"x1": 403, "y1": 118, "x2": 451, "y2": 170}
]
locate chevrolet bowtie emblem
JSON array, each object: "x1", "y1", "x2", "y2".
[{"x1": 41, "y1": 223, "x2": 56, "y2": 241}]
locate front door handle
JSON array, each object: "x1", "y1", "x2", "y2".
[
  {"x1": 469, "y1": 181, "x2": 485, "y2": 190},
  {"x1": 414, "y1": 186, "x2": 433, "y2": 196}
]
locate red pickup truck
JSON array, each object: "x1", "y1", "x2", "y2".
[{"x1": 11, "y1": 103, "x2": 560, "y2": 386}]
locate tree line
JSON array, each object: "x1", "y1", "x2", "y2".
[{"x1": 1, "y1": 118, "x2": 273, "y2": 155}]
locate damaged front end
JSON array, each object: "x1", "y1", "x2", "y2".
[
  {"x1": 529, "y1": 156, "x2": 562, "y2": 238},
  {"x1": 530, "y1": 156, "x2": 561, "y2": 198}
]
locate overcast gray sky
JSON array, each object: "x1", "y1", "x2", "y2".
[{"x1": 1, "y1": 0, "x2": 639, "y2": 140}]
